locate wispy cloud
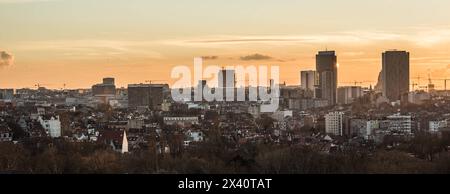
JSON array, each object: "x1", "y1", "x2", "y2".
[
  {"x1": 162, "y1": 26, "x2": 450, "y2": 47},
  {"x1": 240, "y1": 53, "x2": 272, "y2": 61},
  {"x1": 14, "y1": 40, "x2": 165, "y2": 59},
  {"x1": 201, "y1": 56, "x2": 219, "y2": 60},
  {"x1": 0, "y1": 0, "x2": 59, "y2": 3},
  {"x1": 0, "y1": 50, "x2": 14, "y2": 67},
  {"x1": 162, "y1": 33, "x2": 400, "y2": 47},
  {"x1": 409, "y1": 26, "x2": 450, "y2": 46}
]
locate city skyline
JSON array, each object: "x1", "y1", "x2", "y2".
[
  {"x1": 3, "y1": 0, "x2": 450, "y2": 181},
  {"x1": 0, "y1": 47, "x2": 443, "y2": 91},
  {"x1": 2, "y1": 0, "x2": 450, "y2": 89}
]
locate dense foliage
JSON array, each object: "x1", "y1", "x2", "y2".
[{"x1": 1, "y1": 132, "x2": 449, "y2": 174}]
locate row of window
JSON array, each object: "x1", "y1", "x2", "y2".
[{"x1": 1, "y1": 133, "x2": 11, "y2": 138}]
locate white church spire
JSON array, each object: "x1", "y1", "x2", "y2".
[{"x1": 121, "y1": 130, "x2": 129, "y2": 154}]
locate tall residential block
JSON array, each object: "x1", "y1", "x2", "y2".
[
  {"x1": 382, "y1": 50, "x2": 410, "y2": 102},
  {"x1": 316, "y1": 51, "x2": 338, "y2": 105}
]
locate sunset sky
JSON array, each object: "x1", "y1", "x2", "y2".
[{"x1": 1, "y1": 0, "x2": 450, "y2": 89}]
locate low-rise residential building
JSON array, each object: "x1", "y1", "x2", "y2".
[
  {"x1": 429, "y1": 120, "x2": 447, "y2": 133},
  {"x1": 186, "y1": 130, "x2": 204, "y2": 142},
  {"x1": 38, "y1": 115, "x2": 62, "y2": 138},
  {"x1": 0, "y1": 89, "x2": 14, "y2": 101},
  {"x1": 325, "y1": 112, "x2": 344, "y2": 136},
  {"x1": 337, "y1": 86, "x2": 363, "y2": 105},
  {"x1": 0, "y1": 124, "x2": 13, "y2": 142},
  {"x1": 386, "y1": 114, "x2": 412, "y2": 134},
  {"x1": 163, "y1": 117, "x2": 199, "y2": 126},
  {"x1": 408, "y1": 91, "x2": 431, "y2": 105},
  {"x1": 350, "y1": 119, "x2": 379, "y2": 140}
]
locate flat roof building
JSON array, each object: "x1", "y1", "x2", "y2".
[{"x1": 382, "y1": 50, "x2": 410, "y2": 102}]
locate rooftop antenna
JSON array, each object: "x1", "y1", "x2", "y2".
[{"x1": 427, "y1": 69, "x2": 432, "y2": 85}]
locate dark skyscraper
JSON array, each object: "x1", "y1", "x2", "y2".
[
  {"x1": 316, "y1": 51, "x2": 338, "y2": 105},
  {"x1": 128, "y1": 84, "x2": 167, "y2": 110},
  {"x1": 382, "y1": 50, "x2": 410, "y2": 102}
]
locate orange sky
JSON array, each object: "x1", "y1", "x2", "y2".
[{"x1": 1, "y1": 0, "x2": 450, "y2": 89}]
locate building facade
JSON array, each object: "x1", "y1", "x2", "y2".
[
  {"x1": 0, "y1": 124, "x2": 13, "y2": 142},
  {"x1": 316, "y1": 51, "x2": 338, "y2": 105},
  {"x1": 325, "y1": 112, "x2": 344, "y2": 136},
  {"x1": 386, "y1": 114, "x2": 412, "y2": 134},
  {"x1": 337, "y1": 86, "x2": 363, "y2": 105},
  {"x1": 38, "y1": 115, "x2": 62, "y2": 138},
  {"x1": 408, "y1": 91, "x2": 431, "y2": 105},
  {"x1": 429, "y1": 120, "x2": 447, "y2": 133},
  {"x1": 92, "y1": 78, "x2": 116, "y2": 97},
  {"x1": 382, "y1": 50, "x2": 410, "y2": 102},
  {"x1": 0, "y1": 89, "x2": 14, "y2": 100},
  {"x1": 163, "y1": 117, "x2": 199, "y2": 126},
  {"x1": 350, "y1": 119, "x2": 379, "y2": 139},
  {"x1": 301, "y1": 70, "x2": 317, "y2": 93},
  {"x1": 128, "y1": 84, "x2": 166, "y2": 109}
]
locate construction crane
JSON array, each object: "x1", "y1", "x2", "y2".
[
  {"x1": 427, "y1": 72, "x2": 435, "y2": 92},
  {"x1": 411, "y1": 75, "x2": 422, "y2": 86},
  {"x1": 430, "y1": 79, "x2": 450, "y2": 91},
  {"x1": 59, "y1": 83, "x2": 68, "y2": 91},
  {"x1": 339, "y1": 81, "x2": 373, "y2": 87}
]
